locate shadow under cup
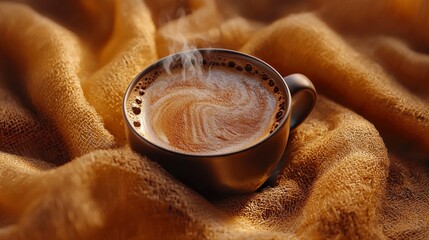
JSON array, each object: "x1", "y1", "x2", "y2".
[{"x1": 123, "y1": 48, "x2": 316, "y2": 197}]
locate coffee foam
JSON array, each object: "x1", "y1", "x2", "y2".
[{"x1": 127, "y1": 58, "x2": 287, "y2": 155}]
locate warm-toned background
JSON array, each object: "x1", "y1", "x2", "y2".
[{"x1": 1, "y1": 0, "x2": 428, "y2": 239}]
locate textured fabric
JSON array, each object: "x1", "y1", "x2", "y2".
[{"x1": 1, "y1": 0, "x2": 429, "y2": 239}]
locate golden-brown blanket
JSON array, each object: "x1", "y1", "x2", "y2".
[{"x1": 1, "y1": 0, "x2": 428, "y2": 239}]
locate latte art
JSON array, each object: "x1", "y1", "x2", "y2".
[{"x1": 138, "y1": 68, "x2": 278, "y2": 155}]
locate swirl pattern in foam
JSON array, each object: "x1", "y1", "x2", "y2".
[{"x1": 137, "y1": 68, "x2": 277, "y2": 155}]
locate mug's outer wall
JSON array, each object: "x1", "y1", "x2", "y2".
[{"x1": 124, "y1": 115, "x2": 290, "y2": 196}]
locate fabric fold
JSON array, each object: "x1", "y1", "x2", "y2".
[{"x1": 0, "y1": 2, "x2": 116, "y2": 158}]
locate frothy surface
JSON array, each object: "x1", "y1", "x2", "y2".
[{"x1": 135, "y1": 68, "x2": 278, "y2": 155}]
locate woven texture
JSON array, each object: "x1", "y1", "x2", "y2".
[{"x1": 1, "y1": 0, "x2": 429, "y2": 239}]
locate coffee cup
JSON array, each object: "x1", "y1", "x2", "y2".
[{"x1": 123, "y1": 48, "x2": 317, "y2": 197}]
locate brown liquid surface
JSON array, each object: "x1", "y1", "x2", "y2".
[{"x1": 128, "y1": 65, "x2": 285, "y2": 155}]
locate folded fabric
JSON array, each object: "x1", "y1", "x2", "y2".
[{"x1": 0, "y1": 0, "x2": 428, "y2": 239}]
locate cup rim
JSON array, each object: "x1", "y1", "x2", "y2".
[{"x1": 123, "y1": 48, "x2": 292, "y2": 158}]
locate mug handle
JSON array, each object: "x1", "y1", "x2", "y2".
[
  {"x1": 262, "y1": 74, "x2": 317, "y2": 188},
  {"x1": 284, "y1": 74, "x2": 317, "y2": 130}
]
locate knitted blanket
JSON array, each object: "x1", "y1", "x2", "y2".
[{"x1": 1, "y1": 0, "x2": 428, "y2": 239}]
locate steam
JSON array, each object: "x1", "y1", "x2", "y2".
[
  {"x1": 162, "y1": 46, "x2": 204, "y2": 81},
  {"x1": 158, "y1": 6, "x2": 214, "y2": 79}
]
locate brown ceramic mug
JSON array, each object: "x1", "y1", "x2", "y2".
[{"x1": 123, "y1": 48, "x2": 316, "y2": 197}]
